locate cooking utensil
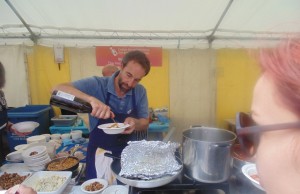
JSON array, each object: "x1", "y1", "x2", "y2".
[
  {"x1": 104, "y1": 152, "x2": 183, "y2": 188},
  {"x1": 182, "y1": 127, "x2": 236, "y2": 183},
  {"x1": 59, "y1": 144, "x2": 79, "y2": 166},
  {"x1": 110, "y1": 117, "x2": 119, "y2": 128}
]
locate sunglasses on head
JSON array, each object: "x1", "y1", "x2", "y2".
[{"x1": 235, "y1": 112, "x2": 300, "y2": 158}]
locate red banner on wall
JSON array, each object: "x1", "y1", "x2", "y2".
[{"x1": 96, "y1": 46, "x2": 162, "y2": 66}]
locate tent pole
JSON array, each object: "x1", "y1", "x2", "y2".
[
  {"x1": 208, "y1": 41, "x2": 216, "y2": 126},
  {"x1": 5, "y1": 0, "x2": 37, "y2": 43},
  {"x1": 208, "y1": 0, "x2": 234, "y2": 43}
]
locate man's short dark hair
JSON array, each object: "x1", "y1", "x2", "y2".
[{"x1": 122, "y1": 50, "x2": 151, "y2": 75}]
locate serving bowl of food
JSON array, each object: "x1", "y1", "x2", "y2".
[
  {"x1": 98, "y1": 123, "x2": 130, "y2": 134},
  {"x1": 80, "y1": 178, "x2": 108, "y2": 194},
  {"x1": 45, "y1": 156, "x2": 79, "y2": 172}
]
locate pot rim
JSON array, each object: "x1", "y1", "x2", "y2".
[{"x1": 182, "y1": 127, "x2": 237, "y2": 144}]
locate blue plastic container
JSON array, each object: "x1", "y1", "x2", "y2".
[
  {"x1": 6, "y1": 105, "x2": 52, "y2": 151},
  {"x1": 49, "y1": 119, "x2": 90, "y2": 135}
]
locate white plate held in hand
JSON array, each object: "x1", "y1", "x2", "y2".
[{"x1": 98, "y1": 123, "x2": 130, "y2": 134}]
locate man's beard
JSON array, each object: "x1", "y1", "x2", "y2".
[{"x1": 118, "y1": 77, "x2": 132, "y2": 93}]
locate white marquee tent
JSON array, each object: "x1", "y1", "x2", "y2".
[
  {"x1": 1, "y1": 0, "x2": 300, "y2": 48},
  {"x1": 1, "y1": 0, "x2": 300, "y2": 130}
]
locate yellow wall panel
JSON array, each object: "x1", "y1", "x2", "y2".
[
  {"x1": 140, "y1": 50, "x2": 169, "y2": 109},
  {"x1": 216, "y1": 49, "x2": 260, "y2": 129},
  {"x1": 27, "y1": 45, "x2": 71, "y2": 108}
]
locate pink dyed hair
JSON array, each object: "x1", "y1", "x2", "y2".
[{"x1": 259, "y1": 38, "x2": 300, "y2": 116}]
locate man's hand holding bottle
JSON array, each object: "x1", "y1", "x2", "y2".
[{"x1": 88, "y1": 96, "x2": 115, "y2": 119}]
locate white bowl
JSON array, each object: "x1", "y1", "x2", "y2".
[
  {"x1": 98, "y1": 123, "x2": 130, "y2": 134},
  {"x1": 26, "y1": 156, "x2": 51, "y2": 167},
  {"x1": 22, "y1": 145, "x2": 47, "y2": 159},
  {"x1": 81, "y1": 178, "x2": 108, "y2": 194},
  {"x1": 27, "y1": 135, "x2": 46, "y2": 144},
  {"x1": 12, "y1": 121, "x2": 39, "y2": 133},
  {"x1": 102, "y1": 185, "x2": 129, "y2": 194},
  {"x1": 6, "y1": 151, "x2": 23, "y2": 162},
  {"x1": 242, "y1": 163, "x2": 264, "y2": 191},
  {"x1": 14, "y1": 144, "x2": 29, "y2": 151},
  {"x1": 23, "y1": 153, "x2": 49, "y2": 164},
  {"x1": 71, "y1": 130, "x2": 82, "y2": 140},
  {"x1": 51, "y1": 133, "x2": 61, "y2": 140},
  {"x1": 61, "y1": 133, "x2": 71, "y2": 140},
  {"x1": 41, "y1": 134, "x2": 51, "y2": 142}
]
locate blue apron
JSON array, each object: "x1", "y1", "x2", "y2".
[{"x1": 85, "y1": 89, "x2": 138, "y2": 180}]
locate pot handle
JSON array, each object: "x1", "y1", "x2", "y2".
[{"x1": 104, "y1": 152, "x2": 120, "y2": 160}]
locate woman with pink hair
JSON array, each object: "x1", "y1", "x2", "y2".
[{"x1": 236, "y1": 38, "x2": 300, "y2": 194}]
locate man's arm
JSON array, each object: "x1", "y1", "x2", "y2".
[{"x1": 52, "y1": 83, "x2": 114, "y2": 119}]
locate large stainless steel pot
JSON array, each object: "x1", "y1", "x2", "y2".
[{"x1": 182, "y1": 127, "x2": 236, "y2": 183}]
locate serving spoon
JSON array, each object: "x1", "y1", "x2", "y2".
[{"x1": 58, "y1": 144, "x2": 79, "y2": 166}]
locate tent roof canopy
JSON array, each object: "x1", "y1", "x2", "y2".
[{"x1": 1, "y1": 0, "x2": 300, "y2": 48}]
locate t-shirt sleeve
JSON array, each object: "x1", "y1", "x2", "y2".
[
  {"x1": 72, "y1": 77, "x2": 99, "y2": 97},
  {"x1": 135, "y1": 86, "x2": 149, "y2": 119}
]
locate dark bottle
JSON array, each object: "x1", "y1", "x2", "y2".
[{"x1": 50, "y1": 90, "x2": 92, "y2": 113}]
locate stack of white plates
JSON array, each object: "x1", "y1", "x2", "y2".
[{"x1": 22, "y1": 146, "x2": 51, "y2": 171}]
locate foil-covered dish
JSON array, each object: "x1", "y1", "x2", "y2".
[{"x1": 119, "y1": 140, "x2": 182, "y2": 180}]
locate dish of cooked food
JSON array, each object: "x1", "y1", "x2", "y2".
[
  {"x1": 32, "y1": 175, "x2": 66, "y2": 192},
  {"x1": 84, "y1": 182, "x2": 104, "y2": 191},
  {"x1": 47, "y1": 157, "x2": 78, "y2": 171},
  {"x1": 0, "y1": 172, "x2": 30, "y2": 190}
]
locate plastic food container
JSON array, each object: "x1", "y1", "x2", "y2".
[
  {"x1": 22, "y1": 171, "x2": 72, "y2": 194},
  {"x1": 61, "y1": 133, "x2": 71, "y2": 140},
  {"x1": 51, "y1": 134, "x2": 61, "y2": 140},
  {"x1": 70, "y1": 130, "x2": 82, "y2": 140},
  {"x1": 51, "y1": 115, "x2": 77, "y2": 127},
  {"x1": 27, "y1": 135, "x2": 46, "y2": 144}
]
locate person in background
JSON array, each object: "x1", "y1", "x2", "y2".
[
  {"x1": 53, "y1": 50, "x2": 150, "y2": 180},
  {"x1": 238, "y1": 38, "x2": 300, "y2": 194},
  {"x1": 102, "y1": 64, "x2": 119, "y2": 77},
  {"x1": 0, "y1": 62, "x2": 31, "y2": 166}
]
